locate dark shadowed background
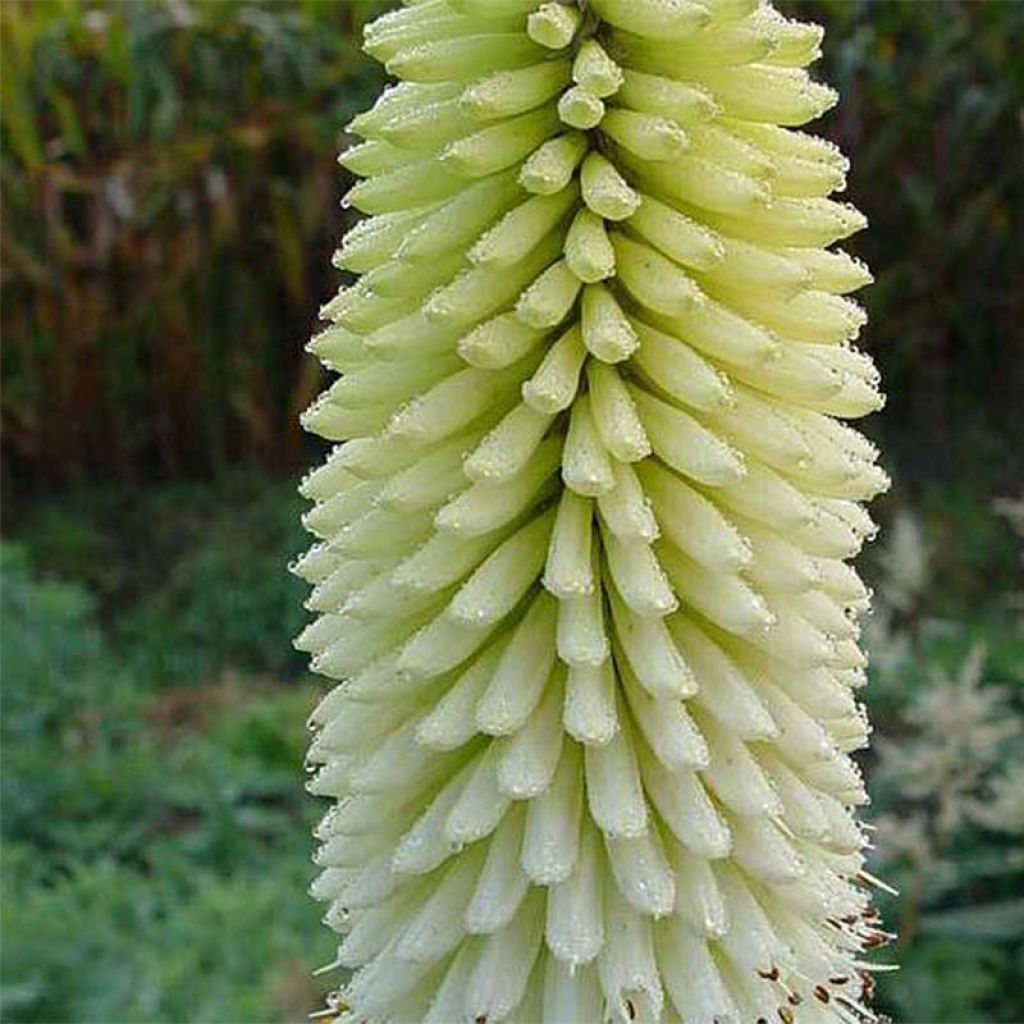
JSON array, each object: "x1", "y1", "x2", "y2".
[{"x1": 1, "y1": 2, "x2": 1022, "y2": 1021}]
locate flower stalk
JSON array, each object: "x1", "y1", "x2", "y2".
[{"x1": 297, "y1": 0, "x2": 889, "y2": 1020}]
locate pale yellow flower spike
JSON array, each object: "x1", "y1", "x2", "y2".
[{"x1": 298, "y1": 0, "x2": 889, "y2": 1021}]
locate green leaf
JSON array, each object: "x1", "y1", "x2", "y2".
[{"x1": 921, "y1": 898, "x2": 1024, "y2": 941}]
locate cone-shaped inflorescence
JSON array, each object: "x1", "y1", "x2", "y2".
[{"x1": 296, "y1": 1, "x2": 889, "y2": 1020}]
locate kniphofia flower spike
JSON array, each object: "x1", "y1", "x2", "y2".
[{"x1": 296, "y1": 1, "x2": 890, "y2": 1021}]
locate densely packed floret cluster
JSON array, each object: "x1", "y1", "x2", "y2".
[{"x1": 295, "y1": 1, "x2": 890, "y2": 1020}]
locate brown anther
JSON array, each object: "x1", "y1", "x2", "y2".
[
  {"x1": 759, "y1": 966, "x2": 780, "y2": 981},
  {"x1": 475, "y1": 1016, "x2": 488, "y2": 1024},
  {"x1": 862, "y1": 933, "x2": 887, "y2": 949},
  {"x1": 814, "y1": 985, "x2": 831, "y2": 1004},
  {"x1": 829, "y1": 976, "x2": 849, "y2": 986},
  {"x1": 787, "y1": 991, "x2": 802, "y2": 1006},
  {"x1": 778, "y1": 1007, "x2": 794, "y2": 1024},
  {"x1": 625, "y1": 999, "x2": 636, "y2": 1021}
]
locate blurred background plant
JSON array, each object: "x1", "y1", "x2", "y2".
[
  {"x1": 1, "y1": 0, "x2": 389, "y2": 489},
  {"x1": 1, "y1": 1, "x2": 1021, "y2": 1022}
]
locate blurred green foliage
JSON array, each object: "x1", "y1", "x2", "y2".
[
  {"x1": 867, "y1": 631, "x2": 1024, "y2": 1024},
  {"x1": 856, "y1": 499, "x2": 1024, "y2": 1024},
  {"x1": 1, "y1": 534, "x2": 334, "y2": 1022},
  {"x1": 1, "y1": 2, "x2": 1022, "y2": 1023},
  {"x1": 1, "y1": 0, "x2": 390, "y2": 492},
  {"x1": 10, "y1": 473, "x2": 309, "y2": 684}
]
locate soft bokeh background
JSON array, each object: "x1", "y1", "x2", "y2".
[{"x1": 1, "y1": 2, "x2": 1022, "y2": 1021}]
